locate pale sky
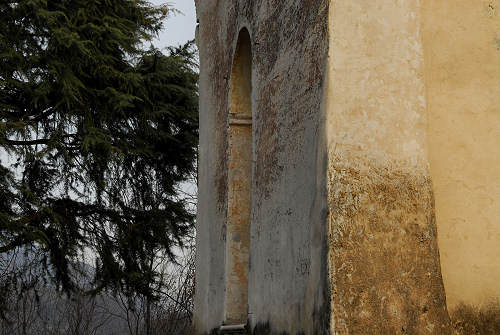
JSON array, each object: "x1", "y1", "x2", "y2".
[{"x1": 150, "y1": 0, "x2": 197, "y2": 49}]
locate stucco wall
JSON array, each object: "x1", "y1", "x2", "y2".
[
  {"x1": 326, "y1": 1, "x2": 450, "y2": 333},
  {"x1": 194, "y1": 1, "x2": 500, "y2": 333},
  {"x1": 193, "y1": 1, "x2": 330, "y2": 334},
  {"x1": 422, "y1": 0, "x2": 500, "y2": 309}
]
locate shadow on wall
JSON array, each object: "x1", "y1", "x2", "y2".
[
  {"x1": 451, "y1": 301, "x2": 500, "y2": 335},
  {"x1": 206, "y1": 322, "x2": 307, "y2": 335}
]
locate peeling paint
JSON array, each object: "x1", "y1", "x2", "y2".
[
  {"x1": 326, "y1": 1, "x2": 450, "y2": 332},
  {"x1": 327, "y1": 151, "x2": 450, "y2": 334}
]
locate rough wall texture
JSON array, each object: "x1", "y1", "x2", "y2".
[
  {"x1": 193, "y1": 1, "x2": 329, "y2": 334},
  {"x1": 191, "y1": 0, "x2": 500, "y2": 333},
  {"x1": 225, "y1": 123, "x2": 252, "y2": 324},
  {"x1": 422, "y1": 0, "x2": 500, "y2": 309},
  {"x1": 326, "y1": 0, "x2": 450, "y2": 333},
  {"x1": 224, "y1": 28, "x2": 253, "y2": 325}
]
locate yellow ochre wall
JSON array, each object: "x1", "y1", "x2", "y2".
[
  {"x1": 326, "y1": 1, "x2": 451, "y2": 332},
  {"x1": 327, "y1": 0, "x2": 500, "y2": 330},
  {"x1": 422, "y1": 1, "x2": 500, "y2": 309}
]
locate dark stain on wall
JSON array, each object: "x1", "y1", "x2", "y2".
[
  {"x1": 451, "y1": 301, "x2": 500, "y2": 335},
  {"x1": 194, "y1": 0, "x2": 330, "y2": 334},
  {"x1": 328, "y1": 151, "x2": 451, "y2": 334}
]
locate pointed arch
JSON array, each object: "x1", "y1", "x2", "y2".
[{"x1": 224, "y1": 27, "x2": 253, "y2": 325}]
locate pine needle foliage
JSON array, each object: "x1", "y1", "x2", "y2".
[{"x1": 0, "y1": 0, "x2": 198, "y2": 307}]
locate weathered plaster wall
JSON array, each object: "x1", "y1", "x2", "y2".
[
  {"x1": 192, "y1": 2, "x2": 228, "y2": 333},
  {"x1": 326, "y1": 0, "x2": 450, "y2": 333},
  {"x1": 195, "y1": 0, "x2": 500, "y2": 333},
  {"x1": 193, "y1": 1, "x2": 329, "y2": 334},
  {"x1": 422, "y1": 0, "x2": 500, "y2": 309}
]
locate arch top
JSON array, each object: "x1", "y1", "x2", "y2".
[
  {"x1": 228, "y1": 27, "x2": 252, "y2": 119},
  {"x1": 236, "y1": 26, "x2": 252, "y2": 45}
]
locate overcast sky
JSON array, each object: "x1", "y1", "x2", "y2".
[{"x1": 150, "y1": 1, "x2": 197, "y2": 49}]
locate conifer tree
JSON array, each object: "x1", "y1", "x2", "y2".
[{"x1": 0, "y1": 0, "x2": 198, "y2": 305}]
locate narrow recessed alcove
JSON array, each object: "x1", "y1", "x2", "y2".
[{"x1": 224, "y1": 27, "x2": 252, "y2": 327}]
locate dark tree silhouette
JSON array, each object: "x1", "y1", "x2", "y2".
[{"x1": 0, "y1": 0, "x2": 198, "y2": 314}]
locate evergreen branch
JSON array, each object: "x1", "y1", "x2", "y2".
[
  {"x1": 3, "y1": 133, "x2": 79, "y2": 146},
  {"x1": 0, "y1": 238, "x2": 27, "y2": 253},
  {"x1": 4, "y1": 138, "x2": 50, "y2": 145}
]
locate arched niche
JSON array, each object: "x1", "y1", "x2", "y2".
[{"x1": 224, "y1": 27, "x2": 253, "y2": 326}]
